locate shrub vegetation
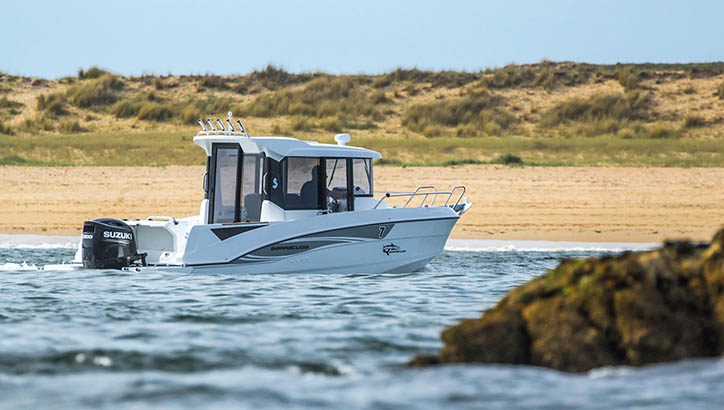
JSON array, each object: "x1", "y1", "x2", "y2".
[
  {"x1": 58, "y1": 118, "x2": 85, "y2": 133},
  {"x1": 0, "y1": 121, "x2": 14, "y2": 135},
  {"x1": 481, "y1": 62, "x2": 601, "y2": 90},
  {"x1": 492, "y1": 153, "x2": 523, "y2": 165},
  {"x1": 137, "y1": 102, "x2": 174, "y2": 122},
  {"x1": 110, "y1": 99, "x2": 142, "y2": 118},
  {"x1": 372, "y1": 68, "x2": 479, "y2": 89},
  {"x1": 647, "y1": 124, "x2": 678, "y2": 139},
  {"x1": 540, "y1": 92, "x2": 649, "y2": 127},
  {"x1": 66, "y1": 74, "x2": 124, "y2": 108},
  {"x1": 36, "y1": 93, "x2": 67, "y2": 116},
  {"x1": 402, "y1": 89, "x2": 513, "y2": 136},
  {"x1": 197, "y1": 74, "x2": 228, "y2": 90},
  {"x1": 78, "y1": 67, "x2": 109, "y2": 80},
  {"x1": 244, "y1": 64, "x2": 314, "y2": 90},
  {"x1": 238, "y1": 76, "x2": 381, "y2": 120},
  {"x1": 617, "y1": 67, "x2": 640, "y2": 91},
  {"x1": 683, "y1": 115, "x2": 707, "y2": 128},
  {"x1": 0, "y1": 96, "x2": 24, "y2": 110}
]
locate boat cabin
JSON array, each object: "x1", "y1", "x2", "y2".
[{"x1": 193, "y1": 133, "x2": 382, "y2": 224}]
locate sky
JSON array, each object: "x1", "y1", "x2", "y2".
[{"x1": 1, "y1": 0, "x2": 723, "y2": 79}]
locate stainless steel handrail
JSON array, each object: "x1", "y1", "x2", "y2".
[
  {"x1": 403, "y1": 186, "x2": 437, "y2": 208},
  {"x1": 373, "y1": 185, "x2": 466, "y2": 210},
  {"x1": 147, "y1": 216, "x2": 179, "y2": 225},
  {"x1": 445, "y1": 186, "x2": 466, "y2": 207}
]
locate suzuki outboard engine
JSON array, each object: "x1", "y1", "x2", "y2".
[{"x1": 81, "y1": 218, "x2": 146, "y2": 269}]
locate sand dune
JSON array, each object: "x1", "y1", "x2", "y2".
[{"x1": 1, "y1": 165, "x2": 722, "y2": 242}]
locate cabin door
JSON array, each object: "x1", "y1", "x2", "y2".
[
  {"x1": 208, "y1": 143, "x2": 263, "y2": 224},
  {"x1": 209, "y1": 143, "x2": 240, "y2": 224}
]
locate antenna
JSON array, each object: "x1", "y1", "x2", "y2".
[
  {"x1": 206, "y1": 118, "x2": 217, "y2": 132},
  {"x1": 216, "y1": 118, "x2": 226, "y2": 132},
  {"x1": 198, "y1": 119, "x2": 207, "y2": 132},
  {"x1": 226, "y1": 111, "x2": 235, "y2": 132},
  {"x1": 236, "y1": 119, "x2": 249, "y2": 137}
]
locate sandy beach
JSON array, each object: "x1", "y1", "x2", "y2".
[{"x1": 1, "y1": 165, "x2": 722, "y2": 242}]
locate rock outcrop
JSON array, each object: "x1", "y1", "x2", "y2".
[{"x1": 411, "y1": 229, "x2": 724, "y2": 372}]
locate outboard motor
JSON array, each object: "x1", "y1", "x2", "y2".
[{"x1": 81, "y1": 218, "x2": 146, "y2": 269}]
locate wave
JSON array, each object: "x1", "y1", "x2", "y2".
[{"x1": 0, "y1": 348, "x2": 343, "y2": 376}]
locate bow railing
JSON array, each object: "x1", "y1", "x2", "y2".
[{"x1": 373, "y1": 185, "x2": 466, "y2": 211}]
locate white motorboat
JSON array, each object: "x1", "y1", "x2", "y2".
[{"x1": 73, "y1": 114, "x2": 471, "y2": 274}]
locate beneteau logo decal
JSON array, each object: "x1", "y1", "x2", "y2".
[
  {"x1": 103, "y1": 231, "x2": 132, "y2": 240},
  {"x1": 271, "y1": 244, "x2": 310, "y2": 251},
  {"x1": 383, "y1": 243, "x2": 406, "y2": 256}
]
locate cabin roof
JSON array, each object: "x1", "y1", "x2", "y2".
[{"x1": 193, "y1": 135, "x2": 381, "y2": 159}]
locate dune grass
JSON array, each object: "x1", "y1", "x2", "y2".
[
  {"x1": 66, "y1": 74, "x2": 124, "y2": 108},
  {"x1": 541, "y1": 92, "x2": 649, "y2": 127},
  {"x1": 36, "y1": 92, "x2": 68, "y2": 116},
  {"x1": 356, "y1": 135, "x2": 724, "y2": 167},
  {"x1": 2, "y1": 62, "x2": 724, "y2": 167},
  {"x1": 0, "y1": 131, "x2": 204, "y2": 166},
  {"x1": 401, "y1": 88, "x2": 514, "y2": 137},
  {"x1": 236, "y1": 76, "x2": 383, "y2": 120},
  {"x1": 2, "y1": 130, "x2": 724, "y2": 167}
]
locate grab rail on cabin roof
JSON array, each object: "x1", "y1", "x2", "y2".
[{"x1": 373, "y1": 185, "x2": 466, "y2": 211}]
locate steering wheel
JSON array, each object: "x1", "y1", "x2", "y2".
[{"x1": 327, "y1": 197, "x2": 339, "y2": 212}]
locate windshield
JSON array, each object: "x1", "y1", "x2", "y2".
[{"x1": 352, "y1": 158, "x2": 372, "y2": 196}]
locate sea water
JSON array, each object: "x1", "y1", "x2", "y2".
[{"x1": 0, "y1": 237, "x2": 722, "y2": 409}]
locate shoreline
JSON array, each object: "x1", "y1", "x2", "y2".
[{"x1": 1, "y1": 165, "x2": 723, "y2": 243}]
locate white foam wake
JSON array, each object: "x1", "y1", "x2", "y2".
[
  {"x1": 0, "y1": 262, "x2": 40, "y2": 271},
  {"x1": 445, "y1": 239, "x2": 659, "y2": 253},
  {"x1": 0, "y1": 234, "x2": 78, "y2": 249}
]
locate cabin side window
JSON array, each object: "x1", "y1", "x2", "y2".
[
  {"x1": 263, "y1": 156, "x2": 373, "y2": 212},
  {"x1": 286, "y1": 157, "x2": 322, "y2": 210},
  {"x1": 266, "y1": 157, "x2": 323, "y2": 210}
]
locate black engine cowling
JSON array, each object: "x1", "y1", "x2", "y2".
[{"x1": 81, "y1": 218, "x2": 146, "y2": 269}]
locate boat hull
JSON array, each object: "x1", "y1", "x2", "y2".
[{"x1": 125, "y1": 207, "x2": 459, "y2": 275}]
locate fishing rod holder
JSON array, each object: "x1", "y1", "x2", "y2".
[{"x1": 196, "y1": 111, "x2": 250, "y2": 137}]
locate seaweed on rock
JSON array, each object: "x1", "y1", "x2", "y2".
[{"x1": 411, "y1": 229, "x2": 724, "y2": 372}]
